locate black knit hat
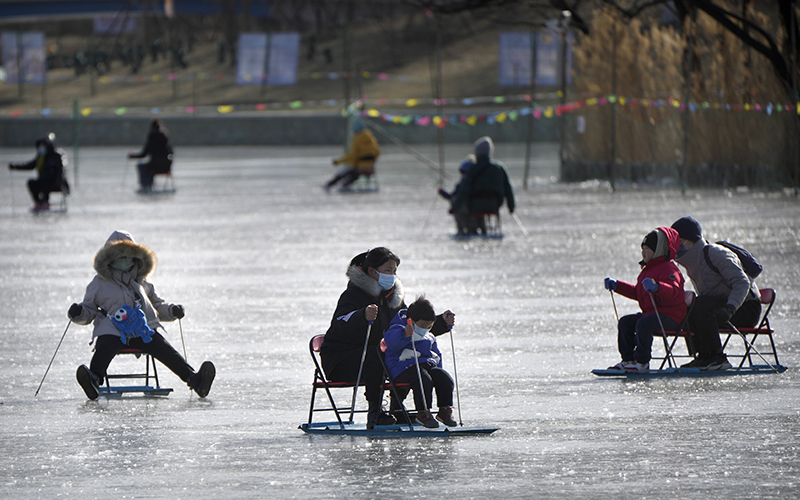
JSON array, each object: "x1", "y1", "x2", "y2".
[
  {"x1": 642, "y1": 230, "x2": 658, "y2": 252},
  {"x1": 671, "y1": 216, "x2": 702, "y2": 242}
]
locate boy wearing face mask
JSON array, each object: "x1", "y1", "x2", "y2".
[
  {"x1": 67, "y1": 230, "x2": 215, "y2": 400},
  {"x1": 383, "y1": 297, "x2": 457, "y2": 428},
  {"x1": 8, "y1": 134, "x2": 70, "y2": 212}
]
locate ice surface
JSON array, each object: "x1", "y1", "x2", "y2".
[{"x1": 1, "y1": 142, "x2": 799, "y2": 499}]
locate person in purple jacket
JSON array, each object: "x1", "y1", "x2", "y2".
[{"x1": 384, "y1": 297, "x2": 456, "y2": 428}]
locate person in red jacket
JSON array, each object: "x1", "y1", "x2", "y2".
[{"x1": 603, "y1": 227, "x2": 687, "y2": 373}]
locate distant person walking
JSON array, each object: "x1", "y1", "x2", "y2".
[
  {"x1": 8, "y1": 134, "x2": 69, "y2": 213},
  {"x1": 129, "y1": 119, "x2": 173, "y2": 193},
  {"x1": 324, "y1": 119, "x2": 380, "y2": 191}
]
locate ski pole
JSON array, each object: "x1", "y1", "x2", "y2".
[
  {"x1": 448, "y1": 325, "x2": 463, "y2": 426},
  {"x1": 349, "y1": 321, "x2": 373, "y2": 423},
  {"x1": 409, "y1": 319, "x2": 430, "y2": 418},
  {"x1": 35, "y1": 320, "x2": 72, "y2": 396},
  {"x1": 610, "y1": 291, "x2": 619, "y2": 323},
  {"x1": 648, "y1": 290, "x2": 674, "y2": 368},
  {"x1": 178, "y1": 317, "x2": 188, "y2": 361},
  {"x1": 511, "y1": 212, "x2": 529, "y2": 237}
]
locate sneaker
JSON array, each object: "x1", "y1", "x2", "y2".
[
  {"x1": 436, "y1": 407, "x2": 458, "y2": 427},
  {"x1": 190, "y1": 361, "x2": 216, "y2": 397},
  {"x1": 415, "y1": 410, "x2": 439, "y2": 429},
  {"x1": 607, "y1": 360, "x2": 635, "y2": 371},
  {"x1": 680, "y1": 355, "x2": 709, "y2": 368},
  {"x1": 700, "y1": 353, "x2": 732, "y2": 371},
  {"x1": 76, "y1": 364, "x2": 100, "y2": 400},
  {"x1": 624, "y1": 361, "x2": 650, "y2": 373},
  {"x1": 376, "y1": 412, "x2": 397, "y2": 426}
]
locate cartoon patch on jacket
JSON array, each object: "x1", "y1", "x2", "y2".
[{"x1": 110, "y1": 305, "x2": 154, "y2": 344}]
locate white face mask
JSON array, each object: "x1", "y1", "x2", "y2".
[
  {"x1": 377, "y1": 272, "x2": 395, "y2": 291},
  {"x1": 413, "y1": 324, "x2": 431, "y2": 336}
]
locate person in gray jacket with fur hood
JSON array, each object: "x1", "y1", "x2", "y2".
[
  {"x1": 68, "y1": 230, "x2": 215, "y2": 400},
  {"x1": 671, "y1": 217, "x2": 761, "y2": 371}
]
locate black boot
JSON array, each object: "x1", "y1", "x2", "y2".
[
  {"x1": 189, "y1": 361, "x2": 216, "y2": 398},
  {"x1": 76, "y1": 364, "x2": 100, "y2": 400}
]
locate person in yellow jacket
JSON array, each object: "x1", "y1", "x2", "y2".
[{"x1": 324, "y1": 119, "x2": 380, "y2": 191}]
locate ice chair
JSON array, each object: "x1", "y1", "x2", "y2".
[
  {"x1": 651, "y1": 291, "x2": 697, "y2": 370},
  {"x1": 376, "y1": 339, "x2": 415, "y2": 427},
  {"x1": 153, "y1": 172, "x2": 176, "y2": 192},
  {"x1": 468, "y1": 191, "x2": 503, "y2": 237},
  {"x1": 99, "y1": 347, "x2": 173, "y2": 397},
  {"x1": 719, "y1": 288, "x2": 782, "y2": 370},
  {"x1": 48, "y1": 188, "x2": 68, "y2": 212},
  {"x1": 307, "y1": 334, "x2": 368, "y2": 428}
]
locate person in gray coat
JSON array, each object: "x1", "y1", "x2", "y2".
[
  {"x1": 68, "y1": 230, "x2": 215, "y2": 399},
  {"x1": 670, "y1": 217, "x2": 761, "y2": 371}
]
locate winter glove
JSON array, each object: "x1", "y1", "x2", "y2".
[
  {"x1": 713, "y1": 304, "x2": 737, "y2": 324},
  {"x1": 68, "y1": 303, "x2": 82, "y2": 319},
  {"x1": 642, "y1": 278, "x2": 659, "y2": 293},
  {"x1": 604, "y1": 277, "x2": 617, "y2": 291},
  {"x1": 171, "y1": 304, "x2": 185, "y2": 319}
]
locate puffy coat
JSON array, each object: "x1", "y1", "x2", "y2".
[
  {"x1": 320, "y1": 264, "x2": 405, "y2": 376},
  {"x1": 70, "y1": 230, "x2": 180, "y2": 339},
  {"x1": 334, "y1": 130, "x2": 380, "y2": 172},
  {"x1": 451, "y1": 154, "x2": 515, "y2": 214},
  {"x1": 129, "y1": 129, "x2": 173, "y2": 171},
  {"x1": 615, "y1": 227, "x2": 687, "y2": 324},
  {"x1": 383, "y1": 309, "x2": 444, "y2": 380},
  {"x1": 675, "y1": 237, "x2": 759, "y2": 310},
  {"x1": 10, "y1": 143, "x2": 69, "y2": 193}
]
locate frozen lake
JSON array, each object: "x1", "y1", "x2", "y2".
[{"x1": 1, "y1": 142, "x2": 799, "y2": 499}]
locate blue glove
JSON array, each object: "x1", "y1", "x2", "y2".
[
  {"x1": 642, "y1": 278, "x2": 658, "y2": 293},
  {"x1": 604, "y1": 277, "x2": 617, "y2": 291}
]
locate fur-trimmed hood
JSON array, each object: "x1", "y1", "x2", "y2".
[
  {"x1": 94, "y1": 230, "x2": 157, "y2": 282},
  {"x1": 345, "y1": 264, "x2": 404, "y2": 309}
]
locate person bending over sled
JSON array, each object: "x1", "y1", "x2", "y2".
[
  {"x1": 68, "y1": 230, "x2": 215, "y2": 400},
  {"x1": 383, "y1": 297, "x2": 457, "y2": 428},
  {"x1": 603, "y1": 227, "x2": 686, "y2": 373}
]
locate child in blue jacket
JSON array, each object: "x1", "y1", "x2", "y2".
[{"x1": 384, "y1": 297, "x2": 456, "y2": 428}]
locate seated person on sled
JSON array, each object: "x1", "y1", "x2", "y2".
[
  {"x1": 8, "y1": 134, "x2": 70, "y2": 213},
  {"x1": 670, "y1": 216, "x2": 762, "y2": 371},
  {"x1": 324, "y1": 119, "x2": 380, "y2": 191},
  {"x1": 450, "y1": 136, "x2": 515, "y2": 235},
  {"x1": 68, "y1": 230, "x2": 215, "y2": 400},
  {"x1": 128, "y1": 119, "x2": 173, "y2": 193},
  {"x1": 383, "y1": 296, "x2": 457, "y2": 428},
  {"x1": 604, "y1": 227, "x2": 686, "y2": 374}
]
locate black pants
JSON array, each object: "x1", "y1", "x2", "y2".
[
  {"x1": 137, "y1": 161, "x2": 171, "y2": 188},
  {"x1": 688, "y1": 296, "x2": 762, "y2": 355},
  {"x1": 326, "y1": 167, "x2": 362, "y2": 188},
  {"x1": 90, "y1": 333, "x2": 195, "y2": 383},
  {"x1": 393, "y1": 365, "x2": 454, "y2": 412},
  {"x1": 324, "y1": 348, "x2": 384, "y2": 410},
  {"x1": 27, "y1": 179, "x2": 60, "y2": 203}
]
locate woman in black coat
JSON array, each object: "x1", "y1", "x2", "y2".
[
  {"x1": 321, "y1": 247, "x2": 450, "y2": 428},
  {"x1": 129, "y1": 119, "x2": 173, "y2": 192}
]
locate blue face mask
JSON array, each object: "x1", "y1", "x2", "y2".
[
  {"x1": 37, "y1": 146, "x2": 47, "y2": 155},
  {"x1": 377, "y1": 272, "x2": 395, "y2": 290},
  {"x1": 413, "y1": 324, "x2": 431, "y2": 336},
  {"x1": 676, "y1": 244, "x2": 687, "y2": 258}
]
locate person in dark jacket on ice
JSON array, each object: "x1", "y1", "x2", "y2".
[
  {"x1": 8, "y1": 134, "x2": 69, "y2": 212},
  {"x1": 320, "y1": 247, "x2": 452, "y2": 428},
  {"x1": 129, "y1": 119, "x2": 173, "y2": 193}
]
